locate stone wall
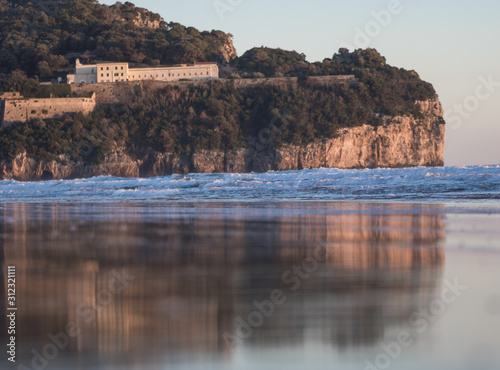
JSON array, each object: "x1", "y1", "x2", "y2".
[
  {"x1": 0, "y1": 92, "x2": 22, "y2": 100},
  {"x1": 1, "y1": 93, "x2": 96, "y2": 127},
  {"x1": 231, "y1": 75, "x2": 356, "y2": 88},
  {"x1": 70, "y1": 75, "x2": 357, "y2": 107},
  {"x1": 72, "y1": 82, "x2": 142, "y2": 106}
]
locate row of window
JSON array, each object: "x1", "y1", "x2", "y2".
[
  {"x1": 100, "y1": 73, "x2": 125, "y2": 77},
  {"x1": 100, "y1": 66, "x2": 125, "y2": 71},
  {"x1": 98, "y1": 66, "x2": 213, "y2": 74},
  {"x1": 96, "y1": 72, "x2": 213, "y2": 80},
  {"x1": 133, "y1": 71, "x2": 211, "y2": 78}
]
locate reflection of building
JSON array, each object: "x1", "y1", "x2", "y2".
[
  {"x1": 1, "y1": 203, "x2": 445, "y2": 367},
  {"x1": 67, "y1": 59, "x2": 219, "y2": 84}
]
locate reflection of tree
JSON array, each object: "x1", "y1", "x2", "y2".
[{"x1": 1, "y1": 203, "x2": 444, "y2": 365}]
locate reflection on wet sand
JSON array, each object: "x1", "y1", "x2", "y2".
[{"x1": 1, "y1": 203, "x2": 445, "y2": 369}]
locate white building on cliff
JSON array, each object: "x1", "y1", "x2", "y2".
[{"x1": 67, "y1": 59, "x2": 219, "y2": 84}]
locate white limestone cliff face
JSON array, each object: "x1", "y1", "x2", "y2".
[
  {"x1": 216, "y1": 32, "x2": 238, "y2": 63},
  {"x1": 132, "y1": 12, "x2": 164, "y2": 29},
  {"x1": 262, "y1": 99, "x2": 445, "y2": 171},
  {"x1": 0, "y1": 100, "x2": 445, "y2": 181},
  {"x1": 0, "y1": 150, "x2": 140, "y2": 181},
  {"x1": 141, "y1": 99, "x2": 445, "y2": 175}
]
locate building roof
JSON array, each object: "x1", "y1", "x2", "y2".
[
  {"x1": 77, "y1": 61, "x2": 218, "y2": 69},
  {"x1": 96, "y1": 61, "x2": 129, "y2": 65}
]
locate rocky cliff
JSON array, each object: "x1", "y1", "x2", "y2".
[
  {"x1": 215, "y1": 32, "x2": 238, "y2": 63},
  {"x1": 0, "y1": 100, "x2": 445, "y2": 181}
]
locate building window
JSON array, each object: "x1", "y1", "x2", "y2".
[
  {"x1": 169, "y1": 73, "x2": 171, "y2": 77},
  {"x1": 101, "y1": 74, "x2": 103, "y2": 77},
  {"x1": 115, "y1": 67, "x2": 118, "y2": 70},
  {"x1": 189, "y1": 73, "x2": 191, "y2": 76},
  {"x1": 121, "y1": 73, "x2": 124, "y2": 76},
  {"x1": 107, "y1": 67, "x2": 109, "y2": 70},
  {"x1": 101, "y1": 67, "x2": 103, "y2": 71},
  {"x1": 107, "y1": 73, "x2": 109, "y2": 77},
  {"x1": 121, "y1": 67, "x2": 124, "y2": 70}
]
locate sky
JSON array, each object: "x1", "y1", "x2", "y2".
[{"x1": 102, "y1": 0, "x2": 500, "y2": 166}]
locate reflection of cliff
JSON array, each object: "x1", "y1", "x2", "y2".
[
  {"x1": 1, "y1": 203, "x2": 445, "y2": 366},
  {"x1": 2, "y1": 203, "x2": 444, "y2": 266}
]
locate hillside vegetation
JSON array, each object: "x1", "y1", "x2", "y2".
[
  {"x1": 0, "y1": 78, "x2": 432, "y2": 164},
  {"x1": 0, "y1": 0, "x2": 236, "y2": 79},
  {"x1": 234, "y1": 47, "x2": 436, "y2": 114},
  {"x1": 0, "y1": 1, "x2": 440, "y2": 165}
]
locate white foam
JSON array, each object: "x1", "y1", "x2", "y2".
[{"x1": 0, "y1": 166, "x2": 499, "y2": 203}]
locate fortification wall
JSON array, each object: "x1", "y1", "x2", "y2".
[
  {"x1": 0, "y1": 92, "x2": 22, "y2": 100},
  {"x1": 72, "y1": 82, "x2": 143, "y2": 106},
  {"x1": 1, "y1": 94, "x2": 96, "y2": 127},
  {"x1": 232, "y1": 75, "x2": 356, "y2": 88},
  {"x1": 70, "y1": 75, "x2": 357, "y2": 106}
]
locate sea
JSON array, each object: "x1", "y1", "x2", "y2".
[
  {"x1": 1, "y1": 166, "x2": 500, "y2": 370},
  {"x1": 1, "y1": 165, "x2": 499, "y2": 203}
]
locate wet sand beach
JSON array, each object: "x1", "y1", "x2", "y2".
[{"x1": 1, "y1": 201, "x2": 499, "y2": 369}]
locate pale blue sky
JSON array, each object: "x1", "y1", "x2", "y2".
[{"x1": 102, "y1": 0, "x2": 500, "y2": 166}]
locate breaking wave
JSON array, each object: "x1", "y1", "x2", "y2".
[{"x1": 1, "y1": 166, "x2": 499, "y2": 203}]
